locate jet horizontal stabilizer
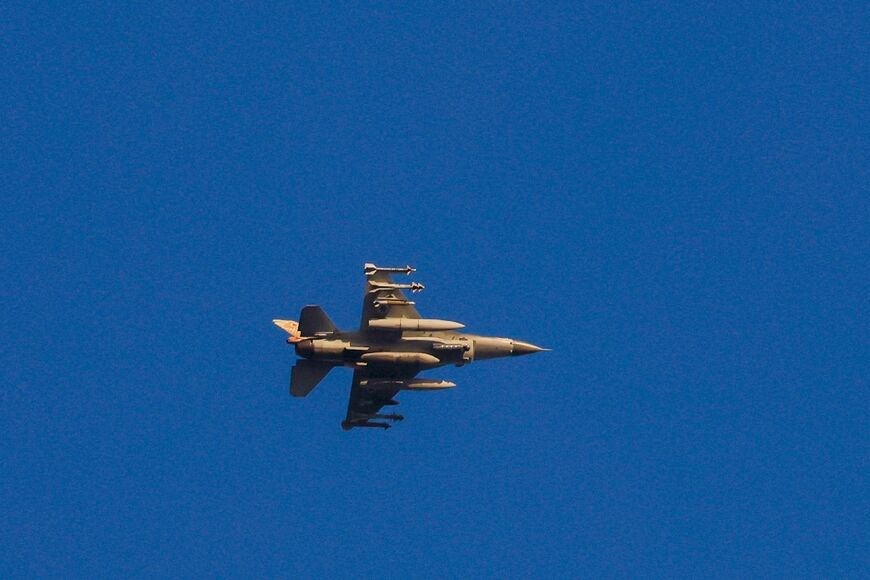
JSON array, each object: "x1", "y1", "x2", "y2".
[
  {"x1": 290, "y1": 359, "x2": 336, "y2": 397},
  {"x1": 298, "y1": 305, "x2": 337, "y2": 336}
]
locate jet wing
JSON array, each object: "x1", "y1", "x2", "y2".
[
  {"x1": 342, "y1": 368, "x2": 416, "y2": 430},
  {"x1": 359, "y1": 267, "x2": 421, "y2": 328}
]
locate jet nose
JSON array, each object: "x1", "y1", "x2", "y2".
[{"x1": 511, "y1": 340, "x2": 549, "y2": 356}]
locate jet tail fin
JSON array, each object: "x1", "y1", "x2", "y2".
[
  {"x1": 273, "y1": 319, "x2": 302, "y2": 342},
  {"x1": 290, "y1": 359, "x2": 336, "y2": 397},
  {"x1": 298, "y1": 305, "x2": 337, "y2": 336}
]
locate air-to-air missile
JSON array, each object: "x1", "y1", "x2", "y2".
[
  {"x1": 274, "y1": 263, "x2": 548, "y2": 430},
  {"x1": 364, "y1": 263, "x2": 416, "y2": 276}
]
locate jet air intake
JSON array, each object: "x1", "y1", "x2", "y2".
[{"x1": 369, "y1": 318, "x2": 465, "y2": 331}]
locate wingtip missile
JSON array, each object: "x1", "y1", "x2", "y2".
[
  {"x1": 342, "y1": 420, "x2": 391, "y2": 430},
  {"x1": 364, "y1": 263, "x2": 416, "y2": 276}
]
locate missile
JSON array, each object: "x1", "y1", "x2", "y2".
[
  {"x1": 359, "y1": 352, "x2": 440, "y2": 366},
  {"x1": 362, "y1": 379, "x2": 457, "y2": 391},
  {"x1": 402, "y1": 380, "x2": 455, "y2": 390},
  {"x1": 373, "y1": 298, "x2": 416, "y2": 308},
  {"x1": 342, "y1": 420, "x2": 390, "y2": 430},
  {"x1": 369, "y1": 318, "x2": 465, "y2": 331},
  {"x1": 367, "y1": 281, "x2": 425, "y2": 293},
  {"x1": 369, "y1": 413, "x2": 404, "y2": 421},
  {"x1": 364, "y1": 263, "x2": 416, "y2": 276}
]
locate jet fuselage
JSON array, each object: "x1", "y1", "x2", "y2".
[{"x1": 294, "y1": 331, "x2": 543, "y2": 372}]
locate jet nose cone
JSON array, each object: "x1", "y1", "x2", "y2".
[{"x1": 511, "y1": 340, "x2": 549, "y2": 356}]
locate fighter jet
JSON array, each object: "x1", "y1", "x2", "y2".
[{"x1": 273, "y1": 263, "x2": 548, "y2": 430}]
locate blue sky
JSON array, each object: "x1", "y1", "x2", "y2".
[{"x1": 1, "y1": 2, "x2": 867, "y2": 577}]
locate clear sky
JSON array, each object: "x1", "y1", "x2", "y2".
[{"x1": 1, "y1": 2, "x2": 867, "y2": 578}]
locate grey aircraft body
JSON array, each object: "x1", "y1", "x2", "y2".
[{"x1": 274, "y1": 263, "x2": 547, "y2": 430}]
